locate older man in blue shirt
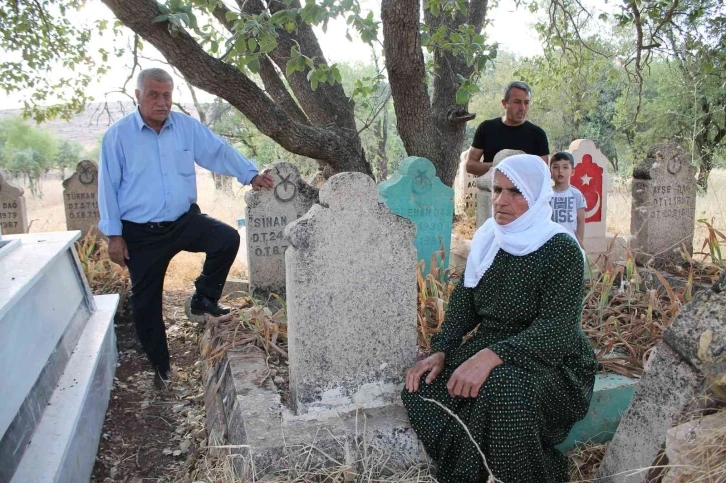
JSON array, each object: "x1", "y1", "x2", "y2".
[{"x1": 99, "y1": 68, "x2": 274, "y2": 387}]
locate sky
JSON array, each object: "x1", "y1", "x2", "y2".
[{"x1": 1, "y1": 0, "x2": 544, "y2": 111}]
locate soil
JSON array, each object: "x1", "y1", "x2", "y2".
[{"x1": 91, "y1": 290, "x2": 208, "y2": 483}]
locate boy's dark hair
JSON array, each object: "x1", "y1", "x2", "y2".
[{"x1": 550, "y1": 152, "x2": 574, "y2": 167}]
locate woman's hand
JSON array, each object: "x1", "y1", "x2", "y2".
[
  {"x1": 405, "y1": 352, "x2": 445, "y2": 393},
  {"x1": 447, "y1": 349, "x2": 503, "y2": 398}
]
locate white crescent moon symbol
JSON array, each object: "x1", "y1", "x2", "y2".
[{"x1": 585, "y1": 192, "x2": 601, "y2": 220}]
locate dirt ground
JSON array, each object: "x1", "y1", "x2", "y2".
[{"x1": 91, "y1": 290, "x2": 208, "y2": 483}]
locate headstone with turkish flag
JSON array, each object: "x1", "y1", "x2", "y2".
[{"x1": 569, "y1": 140, "x2": 610, "y2": 256}]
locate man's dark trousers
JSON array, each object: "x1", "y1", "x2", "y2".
[{"x1": 122, "y1": 204, "x2": 240, "y2": 374}]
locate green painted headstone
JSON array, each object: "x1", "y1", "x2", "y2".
[
  {"x1": 557, "y1": 373, "x2": 638, "y2": 452},
  {"x1": 379, "y1": 157, "x2": 454, "y2": 274}
]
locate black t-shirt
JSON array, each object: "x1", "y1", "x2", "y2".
[{"x1": 471, "y1": 118, "x2": 549, "y2": 163}]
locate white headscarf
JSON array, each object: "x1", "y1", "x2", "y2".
[{"x1": 463, "y1": 154, "x2": 581, "y2": 288}]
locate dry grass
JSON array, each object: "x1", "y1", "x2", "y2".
[
  {"x1": 660, "y1": 403, "x2": 726, "y2": 483},
  {"x1": 194, "y1": 428, "x2": 437, "y2": 483},
  {"x1": 569, "y1": 442, "x2": 608, "y2": 482},
  {"x1": 75, "y1": 231, "x2": 130, "y2": 304},
  {"x1": 14, "y1": 168, "x2": 250, "y2": 291},
  {"x1": 416, "y1": 251, "x2": 460, "y2": 353},
  {"x1": 199, "y1": 294, "x2": 288, "y2": 365}
]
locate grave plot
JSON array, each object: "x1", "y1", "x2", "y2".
[
  {"x1": 0, "y1": 231, "x2": 119, "y2": 483},
  {"x1": 199, "y1": 172, "x2": 424, "y2": 479}
]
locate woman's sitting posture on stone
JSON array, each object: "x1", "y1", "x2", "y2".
[{"x1": 403, "y1": 154, "x2": 597, "y2": 483}]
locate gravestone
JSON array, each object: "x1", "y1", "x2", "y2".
[
  {"x1": 0, "y1": 231, "x2": 118, "y2": 483},
  {"x1": 596, "y1": 273, "x2": 726, "y2": 482},
  {"x1": 631, "y1": 143, "x2": 697, "y2": 266},
  {"x1": 476, "y1": 149, "x2": 524, "y2": 227},
  {"x1": 454, "y1": 149, "x2": 478, "y2": 216},
  {"x1": 379, "y1": 156, "x2": 454, "y2": 273},
  {"x1": 285, "y1": 172, "x2": 417, "y2": 415},
  {"x1": 244, "y1": 161, "x2": 317, "y2": 295},
  {"x1": 569, "y1": 139, "x2": 610, "y2": 255},
  {"x1": 0, "y1": 175, "x2": 29, "y2": 235},
  {"x1": 62, "y1": 160, "x2": 101, "y2": 237}
]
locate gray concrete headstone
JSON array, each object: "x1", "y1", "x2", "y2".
[
  {"x1": 62, "y1": 160, "x2": 101, "y2": 237},
  {"x1": 476, "y1": 149, "x2": 524, "y2": 227},
  {"x1": 0, "y1": 175, "x2": 29, "y2": 235},
  {"x1": 596, "y1": 277, "x2": 726, "y2": 482},
  {"x1": 284, "y1": 172, "x2": 417, "y2": 415},
  {"x1": 631, "y1": 143, "x2": 697, "y2": 266},
  {"x1": 244, "y1": 161, "x2": 318, "y2": 295},
  {"x1": 454, "y1": 149, "x2": 477, "y2": 216}
]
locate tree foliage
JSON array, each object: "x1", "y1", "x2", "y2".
[
  {"x1": 0, "y1": 0, "x2": 100, "y2": 122},
  {"x1": 0, "y1": 116, "x2": 85, "y2": 196},
  {"x1": 0, "y1": 116, "x2": 57, "y2": 196},
  {"x1": 4, "y1": 0, "x2": 497, "y2": 186},
  {"x1": 532, "y1": 0, "x2": 726, "y2": 189}
]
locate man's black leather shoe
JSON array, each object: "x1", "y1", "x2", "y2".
[{"x1": 189, "y1": 292, "x2": 231, "y2": 317}]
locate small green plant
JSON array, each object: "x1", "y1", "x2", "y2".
[
  {"x1": 697, "y1": 218, "x2": 726, "y2": 268},
  {"x1": 416, "y1": 242, "x2": 459, "y2": 353}
]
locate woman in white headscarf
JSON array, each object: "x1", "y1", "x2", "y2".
[{"x1": 402, "y1": 154, "x2": 597, "y2": 483}]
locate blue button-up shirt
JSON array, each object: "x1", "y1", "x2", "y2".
[{"x1": 98, "y1": 109, "x2": 258, "y2": 236}]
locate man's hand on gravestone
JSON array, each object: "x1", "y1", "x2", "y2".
[
  {"x1": 251, "y1": 169, "x2": 275, "y2": 191},
  {"x1": 405, "y1": 352, "x2": 445, "y2": 393},
  {"x1": 108, "y1": 236, "x2": 130, "y2": 268},
  {"x1": 447, "y1": 348, "x2": 503, "y2": 399}
]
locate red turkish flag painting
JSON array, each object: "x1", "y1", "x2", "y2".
[{"x1": 571, "y1": 154, "x2": 603, "y2": 223}]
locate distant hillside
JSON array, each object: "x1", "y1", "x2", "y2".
[{"x1": 0, "y1": 102, "x2": 200, "y2": 151}]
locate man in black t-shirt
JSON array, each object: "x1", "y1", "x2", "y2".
[{"x1": 465, "y1": 81, "x2": 549, "y2": 176}]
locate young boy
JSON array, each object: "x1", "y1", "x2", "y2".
[{"x1": 549, "y1": 152, "x2": 586, "y2": 246}]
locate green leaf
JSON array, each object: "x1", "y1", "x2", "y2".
[
  {"x1": 153, "y1": 14, "x2": 170, "y2": 23},
  {"x1": 247, "y1": 57, "x2": 260, "y2": 73},
  {"x1": 455, "y1": 87, "x2": 469, "y2": 105},
  {"x1": 285, "y1": 59, "x2": 297, "y2": 78},
  {"x1": 248, "y1": 38, "x2": 258, "y2": 52},
  {"x1": 270, "y1": 10, "x2": 288, "y2": 23},
  {"x1": 235, "y1": 36, "x2": 247, "y2": 52},
  {"x1": 310, "y1": 77, "x2": 319, "y2": 90},
  {"x1": 331, "y1": 66, "x2": 342, "y2": 83}
]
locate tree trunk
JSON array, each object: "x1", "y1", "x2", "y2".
[
  {"x1": 696, "y1": 151, "x2": 712, "y2": 192},
  {"x1": 374, "y1": 110, "x2": 389, "y2": 182},
  {"x1": 382, "y1": 0, "x2": 487, "y2": 186}
]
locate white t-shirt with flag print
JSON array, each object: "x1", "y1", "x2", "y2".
[{"x1": 550, "y1": 185, "x2": 586, "y2": 237}]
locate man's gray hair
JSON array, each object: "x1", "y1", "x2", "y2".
[
  {"x1": 503, "y1": 81, "x2": 532, "y2": 101},
  {"x1": 136, "y1": 68, "x2": 174, "y2": 92}
]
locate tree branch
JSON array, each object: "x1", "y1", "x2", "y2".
[
  {"x1": 100, "y1": 0, "x2": 368, "y2": 173},
  {"x1": 211, "y1": 1, "x2": 310, "y2": 125},
  {"x1": 241, "y1": 0, "x2": 357, "y2": 133}
]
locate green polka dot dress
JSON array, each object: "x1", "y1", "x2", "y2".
[{"x1": 403, "y1": 234, "x2": 597, "y2": 483}]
